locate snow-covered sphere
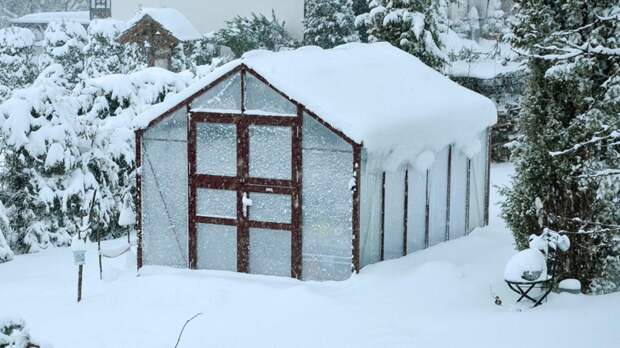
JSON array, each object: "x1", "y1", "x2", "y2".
[{"x1": 504, "y1": 248, "x2": 547, "y2": 282}]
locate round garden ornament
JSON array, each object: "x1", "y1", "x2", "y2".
[{"x1": 504, "y1": 248, "x2": 548, "y2": 282}]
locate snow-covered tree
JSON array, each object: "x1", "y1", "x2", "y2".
[
  {"x1": 303, "y1": 0, "x2": 359, "y2": 48},
  {"x1": 467, "y1": 6, "x2": 480, "y2": 41},
  {"x1": 356, "y1": 0, "x2": 447, "y2": 70},
  {"x1": 502, "y1": 0, "x2": 620, "y2": 293},
  {"x1": 82, "y1": 19, "x2": 146, "y2": 79},
  {"x1": 216, "y1": 12, "x2": 297, "y2": 57},
  {"x1": 172, "y1": 34, "x2": 220, "y2": 72},
  {"x1": 0, "y1": 200, "x2": 13, "y2": 263},
  {"x1": 43, "y1": 20, "x2": 88, "y2": 85},
  {"x1": 0, "y1": 59, "x2": 195, "y2": 253},
  {"x1": 0, "y1": 27, "x2": 39, "y2": 101}
]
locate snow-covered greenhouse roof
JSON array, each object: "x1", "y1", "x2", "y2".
[
  {"x1": 10, "y1": 11, "x2": 90, "y2": 25},
  {"x1": 137, "y1": 43, "x2": 497, "y2": 162},
  {"x1": 125, "y1": 8, "x2": 201, "y2": 42}
]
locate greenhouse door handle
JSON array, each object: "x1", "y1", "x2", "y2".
[{"x1": 242, "y1": 192, "x2": 253, "y2": 218}]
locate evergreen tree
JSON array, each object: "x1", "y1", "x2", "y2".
[
  {"x1": 303, "y1": 0, "x2": 359, "y2": 48},
  {"x1": 351, "y1": 0, "x2": 369, "y2": 42},
  {"x1": 171, "y1": 35, "x2": 219, "y2": 72},
  {"x1": 82, "y1": 19, "x2": 146, "y2": 79},
  {"x1": 502, "y1": 0, "x2": 620, "y2": 293},
  {"x1": 0, "y1": 200, "x2": 13, "y2": 263},
  {"x1": 216, "y1": 12, "x2": 297, "y2": 57},
  {"x1": 0, "y1": 26, "x2": 39, "y2": 101},
  {"x1": 356, "y1": 0, "x2": 447, "y2": 70},
  {"x1": 43, "y1": 20, "x2": 88, "y2": 85}
]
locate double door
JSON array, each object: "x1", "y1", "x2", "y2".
[{"x1": 189, "y1": 112, "x2": 301, "y2": 278}]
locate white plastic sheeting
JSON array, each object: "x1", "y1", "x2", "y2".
[
  {"x1": 196, "y1": 189, "x2": 236, "y2": 219},
  {"x1": 249, "y1": 228, "x2": 291, "y2": 277},
  {"x1": 196, "y1": 123, "x2": 237, "y2": 176},
  {"x1": 191, "y1": 72, "x2": 242, "y2": 112},
  {"x1": 196, "y1": 223, "x2": 237, "y2": 271},
  {"x1": 244, "y1": 73, "x2": 297, "y2": 115},
  {"x1": 428, "y1": 147, "x2": 449, "y2": 247},
  {"x1": 360, "y1": 162, "x2": 382, "y2": 268},
  {"x1": 249, "y1": 125, "x2": 292, "y2": 180},
  {"x1": 449, "y1": 146, "x2": 469, "y2": 239},
  {"x1": 141, "y1": 107, "x2": 188, "y2": 267},
  {"x1": 383, "y1": 170, "x2": 406, "y2": 260},
  {"x1": 302, "y1": 113, "x2": 353, "y2": 280},
  {"x1": 248, "y1": 193, "x2": 291, "y2": 224},
  {"x1": 468, "y1": 130, "x2": 489, "y2": 232},
  {"x1": 406, "y1": 167, "x2": 427, "y2": 252}
]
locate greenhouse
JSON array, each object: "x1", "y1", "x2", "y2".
[{"x1": 135, "y1": 43, "x2": 497, "y2": 281}]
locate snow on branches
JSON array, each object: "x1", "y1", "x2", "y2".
[
  {"x1": 303, "y1": 0, "x2": 359, "y2": 49},
  {"x1": 356, "y1": 0, "x2": 447, "y2": 69}
]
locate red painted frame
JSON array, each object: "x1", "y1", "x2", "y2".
[{"x1": 136, "y1": 64, "x2": 362, "y2": 278}]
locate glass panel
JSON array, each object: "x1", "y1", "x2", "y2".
[
  {"x1": 191, "y1": 73, "x2": 242, "y2": 112},
  {"x1": 249, "y1": 228, "x2": 291, "y2": 277},
  {"x1": 197, "y1": 223, "x2": 237, "y2": 271},
  {"x1": 406, "y1": 168, "x2": 427, "y2": 252},
  {"x1": 302, "y1": 113, "x2": 353, "y2": 280},
  {"x1": 141, "y1": 137, "x2": 188, "y2": 268},
  {"x1": 244, "y1": 73, "x2": 297, "y2": 116},
  {"x1": 449, "y1": 146, "x2": 468, "y2": 240},
  {"x1": 197, "y1": 189, "x2": 237, "y2": 219},
  {"x1": 249, "y1": 125, "x2": 292, "y2": 180},
  {"x1": 383, "y1": 170, "x2": 406, "y2": 260},
  {"x1": 196, "y1": 123, "x2": 237, "y2": 176},
  {"x1": 428, "y1": 147, "x2": 449, "y2": 247},
  {"x1": 249, "y1": 193, "x2": 291, "y2": 223},
  {"x1": 143, "y1": 107, "x2": 187, "y2": 142}
]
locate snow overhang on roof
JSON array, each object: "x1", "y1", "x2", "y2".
[
  {"x1": 10, "y1": 11, "x2": 91, "y2": 25},
  {"x1": 137, "y1": 43, "x2": 497, "y2": 167},
  {"x1": 125, "y1": 8, "x2": 201, "y2": 42}
]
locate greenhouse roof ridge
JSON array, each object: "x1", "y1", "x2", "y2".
[{"x1": 136, "y1": 43, "x2": 497, "y2": 166}]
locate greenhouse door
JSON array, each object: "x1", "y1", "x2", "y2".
[{"x1": 189, "y1": 112, "x2": 302, "y2": 279}]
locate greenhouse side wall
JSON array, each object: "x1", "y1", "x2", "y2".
[
  {"x1": 359, "y1": 129, "x2": 491, "y2": 268},
  {"x1": 140, "y1": 107, "x2": 189, "y2": 268},
  {"x1": 301, "y1": 113, "x2": 354, "y2": 281}
]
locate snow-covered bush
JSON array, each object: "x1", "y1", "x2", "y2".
[
  {"x1": 43, "y1": 20, "x2": 88, "y2": 85},
  {"x1": 0, "y1": 316, "x2": 48, "y2": 348},
  {"x1": 356, "y1": 0, "x2": 447, "y2": 70},
  {"x1": 0, "y1": 61, "x2": 194, "y2": 253},
  {"x1": 502, "y1": 0, "x2": 620, "y2": 294},
  {"x1": 0, "y1": 201, "x2": 14, "y2": 263},
  {"x1": 216, "y1": 12, "x2": 298, "y2": 57},
  {"x1": 0, "y1": 27, "x2": 39, "y2": 102},
  {"x1": 172, "y1": 34, "x2": 221, "y2": 72},
  {"x1": 303, "y1": 0, "x2": 359, "y2": 48}
]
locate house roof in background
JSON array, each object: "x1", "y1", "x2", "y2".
[
  {"x1": 10, "y1": 11, "x2": 90, "y2": 25},
  {"x1": 125, "y1": 8, "x2": 201, "y2": 42}
]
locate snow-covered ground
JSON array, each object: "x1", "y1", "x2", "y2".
[{"x1": 1, "y1": 163, "x2": 619, "y2": 348}]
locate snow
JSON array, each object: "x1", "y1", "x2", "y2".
[
  {"x1": 10, "y1": 11, "x2": 90, "y2": 25},
  {"x1": 137, "y1": 43, "x2": 497, "y2": 166},
  {"x1": 125, "y1": 8, "x2": 202, "y2": 42},
  {"x1": 559, "y1": 279, "x2": 582, "y2": 292},
  {"x1": 503, "y1": 248, "x2": 548, "y2": 282},
  {"x1": 1, "y1": 163, "x2": 619, "y2": 348},
  {"x1": 441, "y1": 29, "x2": 526, "y2": 79}
]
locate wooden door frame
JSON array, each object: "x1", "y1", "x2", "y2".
[
  {"x1": 188, "y1": 111, "x2": 303, "y2": 278},
  {"x1": 136, "y1": 64, "x2": 361, "y2": 277}
]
